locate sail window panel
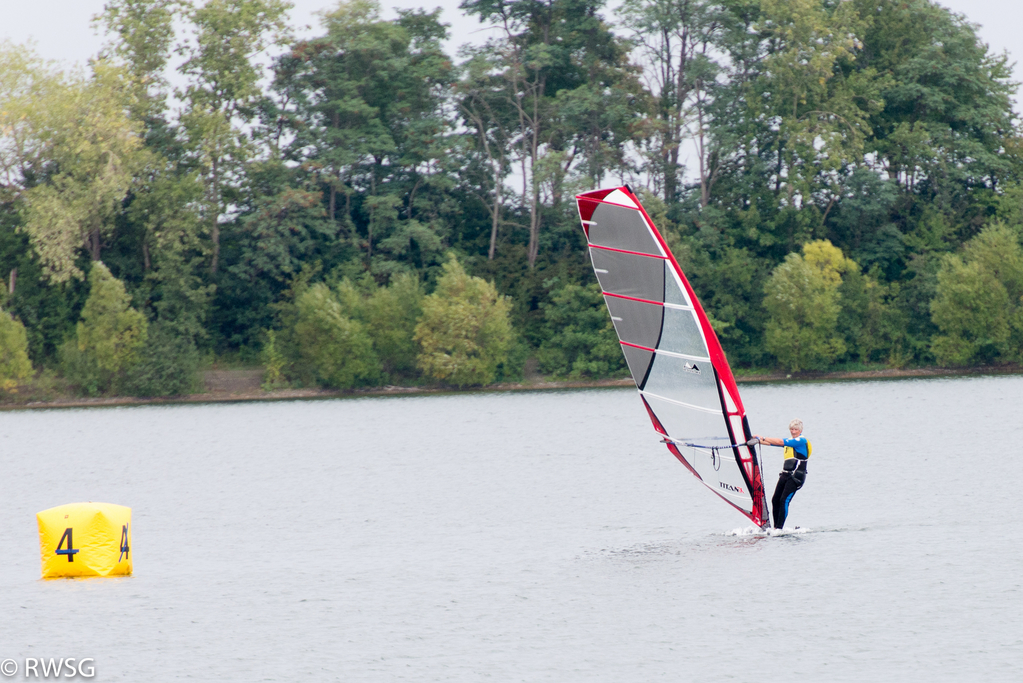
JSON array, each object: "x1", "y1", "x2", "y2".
[
  {"x1": 621, "y1": 344, "x2": 654, "y2": 387},
  {"x1": 643, "y1": 353, "x2": 721, "y2": 412},
  {"x1": 659, "y1": 308, "x2": 709, "y2": 358},
  {"x1": 691, "y1": 452, "x2": 754, "y2": 511},
  {"x1": 720, "y1": 382, "x2": 738, "y2": 413},
  {"x1": 688, "y1": 445, "x2": 754, "y2": 509},
  {"x1": 589, "y1": 248, "x2": 665, "y2": 302},
  {"x1": 587, "y1": 203, "x2": 664, "y2": 256},
  {"x1": 642, "y1": 394, "x2": 730, "y2": 444},
  {"x1": 604, "y1": 296, "x2": 664, "y2": 350},
  {"x1": 663, "y1": 263, "x2": 692, "y2": 306},
  {"x1": 729, "y1": 414, "x2": 746, "y2": 442},
  {"x1": 644, "y1": 395, "x2": 753, "y2": 512}
]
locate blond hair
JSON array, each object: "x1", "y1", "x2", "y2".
[{"x1": 789, "y1": 418, "x2": 803, "y2": 432}]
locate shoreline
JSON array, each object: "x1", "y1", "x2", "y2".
[{"x1": 1, "y1": 363, "x2": 1021, "y2": 411}]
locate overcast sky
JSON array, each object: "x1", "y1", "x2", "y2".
[
  {"x1": 1, "y1": 0, "x2": 492, "y2": 64},
  {"x1": 6, "y1": 1, "x2": 1016, "y2": 189},
  {"x1": 4, "y1": 1, "x2": 1022, "y2": 89}
]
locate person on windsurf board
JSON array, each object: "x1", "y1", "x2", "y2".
[{"x1": 753, "y1": 419, "x2": 811, "y2": 529}]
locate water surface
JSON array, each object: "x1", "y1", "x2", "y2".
[{"x1": 0, "y1": 376, "x2": 1020, "y2": 681}]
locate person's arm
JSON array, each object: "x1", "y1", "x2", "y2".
[{"x1": 752, "y1": 435, "x2": 785, "y2": 446}]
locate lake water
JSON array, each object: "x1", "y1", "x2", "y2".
[{"x1": 0, "y1": 376, "x2": 1020, "y2": 681}]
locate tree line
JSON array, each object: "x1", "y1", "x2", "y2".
[{"x1": 0, "y1": 0, "x2": 1021, "y2": 396}]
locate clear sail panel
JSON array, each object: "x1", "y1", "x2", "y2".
[
  {"x1": 659, "y1": 307, "x2": 708, "y2": 359},
  {"x1": 642, "y1": 352, "x2": 720, "y2": 411}
]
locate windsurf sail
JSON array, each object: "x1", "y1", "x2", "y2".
[{"x1": 576, "y1": 186, "x2": 770, "y2": 528}]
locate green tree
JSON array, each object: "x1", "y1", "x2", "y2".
[
  {"x1": 94, "y1": 0, "x2": 178, "y2": 124},
  {"x1": 216, "y1": 187, "x2": 335, "y2": 347},
  {"x1": 0, "y1": 306, "x2": 33, "y2": 391},
  {"x1": 855, "y1": 0, "x2": 1016, "y2": 195},
  {"x1": 930, "y1": 224, "x2": 1023, "y2": 366},
  {"x1": 677, "y1": 238, "x2": 774, "y2": 368},
  {"x1": 363, "y1": 273, "x2": 424, "y2": 380},
  {"x1": 292, "y1": 282, "x2": 381, "y2": 388},
  {"x1": 178, "y1": 0, "x2": 293, "y2": 274},
  {"x1": 619, "y1": 0, "x2": 723, "y2": 207},
  {"x1": 116, "y1": 169, "x2": 212, "y2": 396},
  {"x1": 62, "y1": 262, "x2": 148, "y2": 394},
  {"x1": 847, "y1": 0, "x2": 1017, "y2": 282},
  {"x1": 825, "y1": 167, "x2": 903, "y2": 278},
  {"x1": 7, "y1": 56, "x2": 146, "y2": 282},
  {"x1": 836, "y1": 267, "x2": 909, "y2": 366},
  {"x1": 536, "y1": 281, "x2": 625, "y2": 378},
  {"x1": 458, "y1": 53, "x2": 516, "y2": 261},
  {"x1": 460, "y1": 0, "x2": 642, "y2": 267},
  {"x1": 414, "y1": 256, "x2": 513, "y2": 386},
  {"x1": 0, "y1": 41, "x2": 51, "y2": 189},
  {"x1": 0, "y1": 191, "x2": 88, "y2": 364},
  {"x1": 278, "y1": 0, "x2": 455, "y2": 278},
  {"x1": 763, "y1": 240, "x2": 856, "y2": 371},
  {"x1": 752, "y1": 0, "x2": 882, "y2": 231}
]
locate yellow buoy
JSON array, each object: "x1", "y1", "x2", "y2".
[{"x1": 37, "y1": 502, "x2": 132, "y2": 579}]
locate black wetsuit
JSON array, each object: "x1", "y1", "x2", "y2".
[
  {"x1": 772, "y1": 436, "x2": 809, "y2": 529},
  {"x1": 771, "y1": 459, "x2": 807, "y2": 529}
]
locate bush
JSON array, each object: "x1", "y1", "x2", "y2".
[
  {"x1": 536, "y1": 281, "x2": 626, "y2": 379},
  {"x1": 329, "y1": 273, "x2": 425, "y2": 382},
  {"x1": 123, "y1": 323, "x2": 203, "y2": 397},
  {"x1": 0, "y1": 307, "x2": 33, "y2": 391},
  {"x1": 58, "y1": 339, "x2": 104, "y2": 396},
  {"x1": 930, "y1": 224, "x2": 1023, "y2": 365},
  {"x1": 261, "y1": 329, "x2": 288, "y2": 390},
  {"x1": 414, "y1": 256, "x2": 513, "y2": 387},
  {"x1": 364, "y1": 273, "x2": 424, "y2": 380},
  {"x1": 293, "y1": 283, "x2": 381, "y2": 388},
  {"x1": 837, "y1": 268, "x2": 910, "y2": 366},
  {"x1": 61, "y1": 262, "x2": 147, "y2": 394},
  {"x1": 763, "y1": 240, "x2": 855, "y2": 372},
  {"x1": 494, "y1": 335, "x2": 529, "y2": 382}
]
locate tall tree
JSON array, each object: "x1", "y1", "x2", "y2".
[
  {"x1": 855, "y1": 0, "x2": 1016, "y2": 194},
  {"x1": 278, "y1": 0, "x2": 454, "y2": 277},
  {"x1": 177, "y1": 0, "x2": 292, "y2": 274},
  {"x1": 94, "y1": 0, "x2": 177, "y2": 126},
  {"x1": 752, "y1": 0, "x2": 880, "y2": 238},
  {"x1": 12, "y1": 59, "x2": 145, "y2": 282},
  {"x1": 461, "y1": 0, "x2": 641, "y2": 268},
  {"x1": 458, "y1": 51, "x2": 516, "y2": 261},
  {"x1": 620, "y1": 0, "x2": 723, "y2": 206}
]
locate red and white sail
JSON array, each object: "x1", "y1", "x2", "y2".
[{"x1": 576, "y1": 186, "x2": 769, "y2": 527}]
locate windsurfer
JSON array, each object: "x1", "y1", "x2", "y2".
[{"x1": 754, "y1": 419, "x2": 810, "y2": 529}]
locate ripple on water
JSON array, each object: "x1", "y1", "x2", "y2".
[{"x1": 0, "y1": 378, "x2": 1021, "y2": 681}]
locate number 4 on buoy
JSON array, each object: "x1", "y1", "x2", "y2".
[{"x1": 37, "y1": 503, "x2": 133, "y2": 579}]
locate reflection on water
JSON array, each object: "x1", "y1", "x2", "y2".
[{"x1": 1, "y1": 376, "x2": 1021, "y2": 681}]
